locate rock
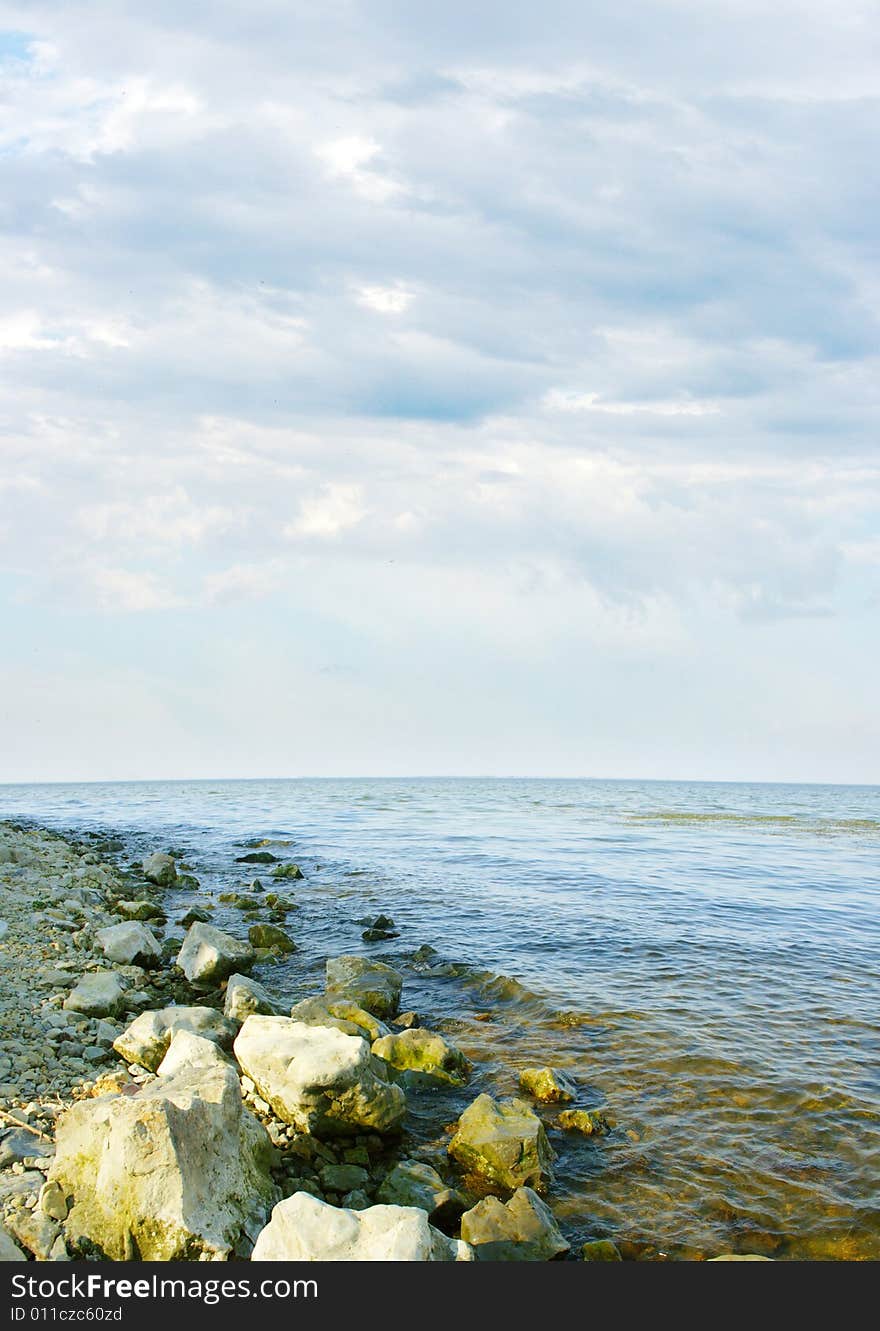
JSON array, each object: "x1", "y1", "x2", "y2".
[
  {"x1": 325, "y1": 956, "x2": 403, "y2": 1019},
  {"x1": 142, "y1": 852, "x2": 178, "y2": 887},
  {"x1": 376, "y1": 1160, "x2": 465, "y2": 1225},
  {"x1": 519, "y1": 1067, "x2": 576, "y2": 1104},
  {"x1": 0, "y1": 1225, "x2": 26, "y2": 1260},
  {"x1": 461, "y1": 1187, "x2": 569, "y2": 1260},
  {"x1": 7, "y1": 1208, "x2": 60, "y2": 1260},
  {"x1": 50, "y1": 1063, "x2": 277, "y2": 1260},
  {"x1": 233, "y1": 1015, "x2": 406, "y2": 1136},
  {"x1": 39, "y1": 1180, "x2": 69, "y2": 1222},
  {"x1": 393, "y1": 1011, "x2": 420, "y2": 1029},
  {"x1": 176, "y1": 923, "x2": 254, "y2": 985},
  {"x1": 115, "y1": 900, "x2": 163, "y2": 921},
  {"x1": 247, "y1": 924, "x2": 296, "y2": 953},
  {"x1": 270, "y1": 864, "x2": 303, "y2": 880},
  {"x1": 224, "y1": 973, "x2": 280, "y2": 1023},
  {"x1": 63, "y1": 971, "x2": 126, "y2": 1017},
  {"x1": 0, "y1": 1131, "x2": 54, "y2": 1168},
  {"x1": 341, "y1": 1189, "x2": 370, "y2": 1211},
  {"x1": 289, "y1": 996, "x2": 389, "y2": 1043},
  {"x1": 582, "y1": 1239, "x2": 622, "y2": 1261},
  {"x1": 179, "y1": 907, "x2": 211, "y2": 927},
  {"x1": 707, "y1": 1254, "x2": 774, "y2": 1261},
  {"x1": 94, "y1": 922, "x2": 161, "y2": 967},
  {"x1": 235, "y1": 852, "x2": 278, "y2": 864},
  {"x1": 372, "y1": 1027, "x2": 470, "y2": 1088},
  {"x1": 251, "y1": 1192, "x2": 472, "y2": 1261},
  {"x1": 362, "y1": 928, "x2": 399, "y2": 942},
  {"x1": 449, "y1": 1095, "x2": 555, "y2": 1193},
  {"x1": 557, "y1": 1108, "x2": 612, "y2": 1136},
  {"x1": 113, "y1": 1005, "x2": 237, "y2": 1071},
  {"x1": 319, "y1": 1163, "x2": 369, "y2": 1193},
  {"x1": 157, "y1": 1031, "x2": 232, "y2": 1077}
]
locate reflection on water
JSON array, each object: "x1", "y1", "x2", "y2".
[{"x1": 2, "y1": 776, "x2": 878, "y2": 1259}]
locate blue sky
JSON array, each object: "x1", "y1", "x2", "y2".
[{"x1": 1, "y1": 1, "x2": 879, "y2": 783}]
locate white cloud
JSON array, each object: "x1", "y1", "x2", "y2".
[
  {"x1": 355, "y1": 284, "x2": 414, "y2": 314},
  {"x1": 287, "y1": 484, "x2": 367, "y2": 538},
  {"x1": 543, "y1": 389, "x2": 722, "y2": 416}
]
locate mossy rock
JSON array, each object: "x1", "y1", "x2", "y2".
[
  {"x1": 270, "y1": 864, "x2": 303, "y2": 880},
  {"x1": 448, "y1": 1095, "x2": 555, "y2": 1194},
  {"x1": 557, "y1": 1108, "x2": 612, "y2": 1136},
  {"x1": 372, "y1": 1028, "x2": 470, "y2": 1088},
  {"x1": 235, "y1": 852, "x2": 279, "y2": 864},
  {"x1": 248, "y1": 924, "x2": 296, "y2": 953},
  {"x1": 582, "y1": 1239, "x2": 622, "y2": 1261},
  {"x1": 519, "y1": 1067, "x2": 576, "y2": 1104}
]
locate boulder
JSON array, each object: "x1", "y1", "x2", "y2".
[
  {"x1": 557, "y1": 1108, "x2": 611, "y2": 1136},
  {"x1": 7, "y1": 1210, "x2": 59, "y2": 1261},
  {"x1": 372, "y1": 1027, "x2": 470, "y2": 1088},
  {"x1": 235, "y1": 852, "x2": 278, "y2": 864},
  {"x1": 448, "y1": 1095, "x2": 555, "y2": 1193},
  {"x1": 50, "y1": 1063, "x2": 277, "y2": 1261},
  {"x1": 376, "y1": 1160, "x2": 465, "y2": 1225},
  {"x1": 519, "y1": 1067, "x2": 576, "y2": 1104},
  {"x1": 63, "y1": 971, "x2": 126, "y2": 1017},
  {"x1": 94, "y1": 922, "x2": 161, "y2": 967},
  {"x1": 179, "y1": 907, "x2": 211, "y2": 927},
  {"x1": 325, "y1": 956, "x2": 403, "y2": 1019},
  {"x1": 460, "y1": 1187, "x2": 569, "y2": 1260},
  {"x1": 319, "y1": 1163, "x2": 369, "y2": 1194},
  {"x1": 247, "y1": 924, "x2": 296, "y2": 953},
  {"x1": 176, "y1": 923, "x2": 254, "y2": 985},
  {"x1": 142, "y1": 853, "x2": 178, "y2": 887},
  {"x1": 157, "y1": 1031, "x2": 232, "y2": 1078},
  {"x1": 113, "y1": 1006, "x2": 237, "y2": 1071},
  {"x1": 233, "y1": 1015, "x2": 405, "y2": 1136},
  {"x1": 224, "y1": 974, "x2": 280, "y2": 1023},
  {"x1": 251, "y1": 1192, "x2": 471, "y2": 1261},
  {"x1": 289, "y1": 996, "x2": 389, "y2": 1043}
]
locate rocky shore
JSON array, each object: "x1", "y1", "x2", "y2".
[{"x1": 0, "y1": 821, "x2": 763, "y2": 1263}]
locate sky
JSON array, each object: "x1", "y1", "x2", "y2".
[{"x1": 1, "y1": 0, "x2": 879, "y2": 784}]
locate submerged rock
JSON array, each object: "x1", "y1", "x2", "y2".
[
  {"x1": 247, "y1": 924, "x2": 296, "y2": 953},
  {"x1": 376, "y1": 1160, "x2": 465, "y2": 1226},
  {"x1": 519, "y1": 1066, "x2": 576, "y2": 1104},
  {"x1": 224, "y1": 973, "x2": 280, "y2": 1023},
  {"x1": 176, "y1": 922, "x2": 254, "y2": 984},
  {"x1": 113, "y1": 1005, "x2": 237, "y2": 1071},
  {"x1": 460, "y1": 1187, "x2": 570, "y2": 1261},
  {"x1": 94, "y1": 922, "x2": 161, "y2": 967},
  {"x1": 325, "y1": 956, "x2": 403, "y2": 1019},
  {"x1": 270, "y1": 863, "x2": 303, "y2": 880},
  {"x1": 251, "y1": 1192, "x2": 472, "y2": 1261},
  {"x1": 557, "y1": 1108, "x2": 612, "y2": 1136},
  {"x1": 63, "y1": 971, "x2": 126, "y2": 1017},
  {"x1": 289, "y1": 996, "x2": 389, "y2": 1042},
  {"x1": 235, "y1": 852, "x2": 278, "y2": 864},
  {"x1": 50, "y1": 1063, "x2": 277, "y2": 1260},
  {"x1": 582, "y1": 1239, "x2": 622, "y2": 1261},
  {"x1": 142, "y1": 852, "x2": 178, "y2": 887},
  {"x1": 233, "y1": 1015, "x2": 406, "y2": 1136},
  {"x1": 448, "y1": 1094, "x2": 555, "y2": 1193},
  {"x1": 372, "y1": 1028, "x2": 470, "y2": 1088}
]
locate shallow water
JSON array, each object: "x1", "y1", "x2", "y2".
[{"x1": 3, "y1": 777, "x2": 878, "y2": 1259}]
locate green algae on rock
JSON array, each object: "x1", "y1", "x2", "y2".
[
  {"x1": 461, "y1": 1186, "x2": 570, "y2": 1261},
  {"x1": 325, "y1": 955, "x2": 403, "y2": 1020},
  {"x1": 372, "y1": 1027, "x2": 471, "y2": 1088},
  {"x1": 247, "y1": 923, "x2": 296, "y2": 953},
  {"x1": 519, "y1": 1066, "x2": 576, "y2": 1104},
  {"x1": 448, "y1": 1094, "x2": 555, "y2": 1194},
  {"x1": 557, "y1": 1108, "x2": 612, "y2": 1136}
]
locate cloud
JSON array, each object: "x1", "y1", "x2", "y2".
[{"x1": 0, "y1": 1, "x2": 878, "y2": 777}]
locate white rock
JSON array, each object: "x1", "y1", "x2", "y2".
[
  {"x1": 50, "y1": 1063, "x2": 277, "y2": 1261},
  {"x1": 63, "y1": 971, "x2": 126, "y2": 1017},
  {"x1": 113, "y1": 1005, "x2": 237, "y2": 1071},
  {"x1": 157, "y1": 1030, "x2": 232, "y2": 1077},
  {"x1": 233, "y1": 1015, "x2": 405, "y2": 1136},
  {"x1": 325, "y1": 956, "x2": 403, "y2": 1019},
  {"x1": 94, "y1": 921, "x2": 161, "y2": 967},
  {"x1": 224, "y1": 973, "x2": 279, "y2": 1023},
  {"x1": 251, "y1": 1192, "x2": 472, "y2": 1261},
  {"x1": 177, "y1": 923, "x2": 254, "y2": 985}
]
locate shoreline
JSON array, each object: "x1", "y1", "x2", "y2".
[{"x1": 0, "y1": 817, "x2": 818, "y2": 1262}]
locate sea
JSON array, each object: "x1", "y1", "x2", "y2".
[{"x1": 2, "y1": 776, "x2": 878, "y2": 1260}]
